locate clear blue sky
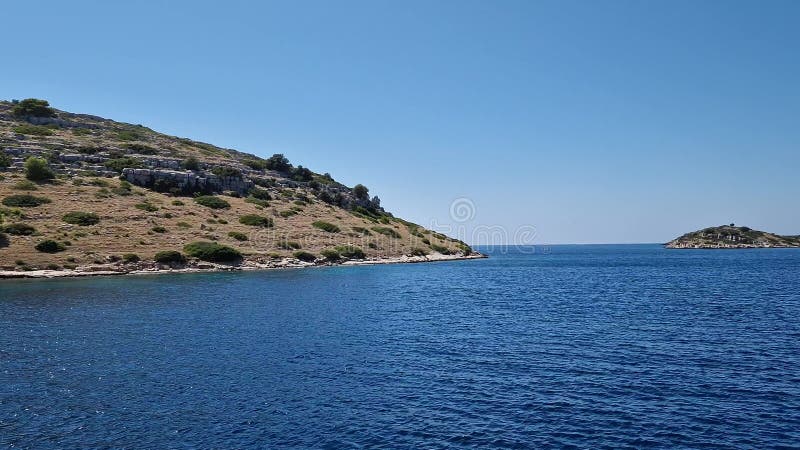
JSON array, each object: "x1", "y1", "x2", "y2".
[{"x1": 3, "y1": 0, "x2": 798, "y2": 244}]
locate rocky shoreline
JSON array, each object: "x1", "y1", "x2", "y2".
[{"x1": 0, "y1": 253, "x2": 487, "y2": 280}]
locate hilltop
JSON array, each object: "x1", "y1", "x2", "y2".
[
  {"x1": 665, "y1": 224, "x2": 800, "y2": 249},
  {"x1": 0, "y1": 99, "x2": 480, "y2": 277}
]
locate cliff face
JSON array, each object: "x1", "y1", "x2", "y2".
[
  {"x1": 665, "y1": 225, "x2": 800, "y2": 249},
  {"x1": 0, "y1": 99, "x2": 475, "y2": 273}
]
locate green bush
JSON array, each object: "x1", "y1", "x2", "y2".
[
  {"x1": 154, "y1": 250, "x2": 186, "y2": 264},
  {"x1": 122, "y1": 253, "x2": 141, "y2": 263},
  {"x1": 135, "y1": 202, "x2": 159, "y2": 212},
  {"x1": 410, "y1": 247, "x2": 429, "y2": 256},
  {"x1": 183, "y1": 241, "x2": 242, "y2": 262},
  {"x1": 277, "y1": 240, "x2": 301, "y2": 250},
  {"x1": 62, "y1": 212, "x2": 100, "y2": 226},
  {"x1": 293, "y1": 251, "x2": 317, "y2": 262},
  {"x1": 176, "y1": 222, "x2": 191, "y2": 228},
  {"x1": 279, "y1": 210, "x2": 297, "y2": 218},
  {"x1": 182, "y1": 156, "x2": 200, "y2": 171},
  {"x1": 245, "y1": 196, "x2": 269, "y2": 208},
  {"x1": 352, "y1": 226, "x2": 372, "y2": 235},
  {"x1": 194, "y1": 196, "x2": 230, "y2": 209},
  {"x1": 24, "y1": 157, "x2": 55, "y2": 181},
  {"x1": 151, "y1": 226, "x2": 167, "y2": 233},
  {"x1": 249, "y1": 187, "x2": 272, "y2": 201},
  {"x1": 228, "y1": 231, "x2": 249, "y2": 241},
  {"x1": 12, "y1": 180, "x2": 38, "y2": 191},
  {"x1": 320, "y1": 249, "x2": 341, "y2": 260},
  {"x1": 116, "y1": 130, "x2": 142, "y2": 141},
  {"x1": 104, "y1": 157, "x2": 142, "y2": 173},
  {"x1": 172, "y1": 200, "x2": 185, "y2": 206},
  {"x1": 353, "y1": 184, "x2": 369, "y2": 200},
  {"x1": 312, "y1": 221, "x2": 340, "y2": 233},
  {"x1": 2, "y1": 223, "x2": 36, "y2": 235},
  {"x1": 243, "y1": 159, "x2": 267, "y2": 170},
  {"x1": 12, "y1": 99, "x2": 56, "y2": 118},
  {"x1": 0, "y1": 152, "x2": 12, "y2": 168},
  {"x1": 372, "y1": 226, "x2": 401, "y2": 238},
  {"x1": 35, "y1": 240, "x2": 66, "y2": 253},
  {"x1": 429, "y1": 243, "x2": 453, "y2": 255},
  {"x1": 2, "y1": 194, "x2": 51, "y2": 207},
  {"x1": 239, "y1": 214, "x2": 273, "y2": 227},
  {"x1": 13, "y1": 124, "x2": 54, "y2": 136},
  {"x1": 265, "y1": 153, "x2": 291, "y2": 172},
  {"x1": 124, "y1": 143, "x2": 158, "y2": 155},
  {"x1": 334, "y1": 245, "x2": 365, "y2": 259},
  {"x1": 211, "y1": 167, "x2": 242, "y2": 178}
]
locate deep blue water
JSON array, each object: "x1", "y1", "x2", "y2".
[{"x1": 1, "y1": 245, "x2": 799, "y2": 449}]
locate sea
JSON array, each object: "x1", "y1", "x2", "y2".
[{"x1": 1, "y1": 245, "x2": 799, "y2": 448}]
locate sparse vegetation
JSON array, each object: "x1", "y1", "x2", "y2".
[
  {"x1": 63, "y1": 212, "x2": 100, "y2": 226},
  {"x1": 12, "y1": 180, "x2": 38, "y2": 191},
  {"x1": 151, "y1": 226, "x2": 167, "y2": 233},
  {"x1": 372, "y1": 226, "x2": 401, "y2": 238},
  {"x1": 2, "y1": 194, "x2": 52, "y2": 207},
  {"x1": 410, "y1": 247, "x2": 429, "y2": 256},
  {"x1": 211, "y1": 167, "x2": 242, "y2": 178},
  {"x1": 13, "y1": 124, "x2": 54, "y2": 136},
  {"x1": 104, "y1": 157, "x2": 142, "y2": 173},
  {"x1": 183, "y1": 241, "x2": 242, "y2": 262},
  {"x1": 194, "y1": 196, "x2": 230, "y2": 209},
  {"x1": 0, "y1": 153, "x2": 12, "y2": 168},
  {"x1": 312, "y1": 221, "x2": 340, "y2": 233},
  {"x1": 277, "y1": 240, "x2": 301, "y2": 250},
  {"x1": 352, "y1": 226, "x2": 372, "y2": 235},
  {"x1": 134, "y1": 202, "x2": 159, "y2": 212},
  {"x1": 181, "y1": 156, "x2": 200, "y2": 171},
  {"x1": 334, "y1": 245, "x2": 365, "y2": 259}
]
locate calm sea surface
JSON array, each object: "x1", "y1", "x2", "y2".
[{"x1": 1, "y1": 245, "x2": 799, "y2": 448}]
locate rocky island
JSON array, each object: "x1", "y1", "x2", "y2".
[
  {"x1": 665, "y1": 224, "x2": 800, "y2": 249},
  {"x1": 0, "y1": 99, "x2": 482, "y2": 278}
]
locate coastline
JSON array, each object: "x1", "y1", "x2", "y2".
[{"x1": 0, "y1": 253, "x2": 487, "y2": 280}]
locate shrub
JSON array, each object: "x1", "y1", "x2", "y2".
[
  {"x1": 320, "y1": 249, "x2": 341, "y2": 260},
  {"x1": 290, "y1": 166, "x2": 313, "y2": 182},
  {"x1": 172, "y1": 200, "x2": 185, "y2": 206},
  {"x1": 249, "y1": 187, "x2": 272, "y2": 201},
  {"x1": 12, "y1": 124, "x2": 54, "y2": 136},
  {"x1": 211, "y1": 167, "x2": 242, "y2": 178},
  {"x1": 24, "y1": 157, "x2": 55, "y2": 181},
  {"x1": 368, "y1": 242, "x2": 378, "y2": 249},
  {"x1": 352, "y1": 226, "x2": 372, "y2": 235},
  {"x1": 194, "y1": 196, "x2": 230, "y2": 209},
  {"x1": 279, "y1": 210, "x2": 297, "y2": 218},
  {"x1": 277, "y1": 240, "x2": 301, "y2": 250},
  {"x1": 353, "y1": 184, "x2": 369, "y2": 200},
  {"x1": 265, "y1": 153, "x2": 291, "y2": 172},
  {"x1": 410, "y1": 247, "x2": 429, "y2": 257},
  {"x1": 334, "y1": 245, "x2": 365, "y2": 259},
  {"x1": 176, "y1": 222, "x2": 192, "y2": 228},
  {"x1": 12, "y1": 180, "x2": 38, "y2": 191},
  {"x1": 239, "y1": 214, "x2": 273, "y2": 227},
  {"x1": 243, "y1": 159, "x2": 267, "y2": 170},
  {"x1": 63, "y1": 212, "x2": 100, "y2": 226},
  {"x1": 293, "y1": 251, "x2": 317, "y2": 262},
  {"x1": 2, "y1": 194, "x2": 52, "y2": 207},
  {"x1": 124, "y1": 143, "x2": 158, "y2": 155},
  {"x1": 312, "y1": 221, "x2": 340, "y2": 233},
  {"x1": 154, "y1": 250, "x2": 186, "y2": 264},
  {"x1": 151, "y1": 226, "x2": 167, "y2": 233},
  {"x1": 135, "y1": 202, "x2": 159, "y2": 212},
  {"x1": 182, "y1": 156, "x2": 200, "y2": 171},
  {"x1": 0, "y1": 152, "x2": 12, "y2": 168},
  {"x1": 104, "y1": 157, "x2": 142, "y2": 173},
  {"x1": 245, "y1": 196, "x2": 269, "y2": 208},
  {"x1": 35, "y1": 240, "x2": 66, "y2": 253},
  {"x1": 183, "y1": 241, "x2": 242, "y2": 262},
  {"x1": 228, "y1": 231, "x2": 249, "y2": 241},
  {"x1": 372, "y1": 226, "x2": 401, "y2": 238},
  {"x1": 12, "y1": 99, "x2": 57, "y2": 118},
  {"x1": 0, "y1": 232, "x2": 7, "y2": 248},
  {"x1": 122, "y1": 253, "x2": 141, "y2": 263},
  {"x1": 2, "y1": 223, "x2": 36, "y2": 235},
  {"x1": 116, "y1": 130, "x2": 142, "y2": 141},
  {"x1": 429, "y1": 243, "x2": 453, "y2": 255}
]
